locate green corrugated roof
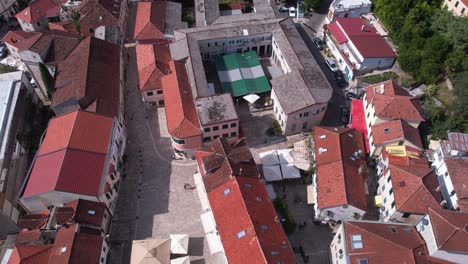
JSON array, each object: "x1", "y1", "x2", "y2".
[{"x1": 216, "y1": 51, "x2": 270, "y2": 97}]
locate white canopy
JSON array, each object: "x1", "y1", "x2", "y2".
[
  {"x1": 278, "y1": 149, "x2": 294, "y2": 164},
  {"x1": 307, "y1": 184, "x2": 317, "y2": 205},
  {"x1": 294, "y1": 140, "x2": 311, "y2": 171},
  {"x1": 194, "y1": 173, "x2": 210, "y2": 211},
  {"x1": 200, "y1": 211, "x2": 217, "y2": 234},
  {"x1": 170, "y1": 234, "x2": 189, "y2": 255},
  {"x1": 263, "y1": 165, "x2": 283, "y2": 182},
  {"x1": 260, "y1": 150, "x2": 280, "y2": 166},
  {"x1": 205, "y1": 232, "x2": 224, "y2": 254},
  {"x1": 170, "y1": 256, "x2": 190, "y2": 264},
  {"x1": 280, "y1": 163, "x2": 301, "y2": 179},
  {"x1": 243, "y1": 93, "x2": 260, "y2": 104},
  {"x1": 131, "y1": 238, "x2": 171, "y2": 264}
]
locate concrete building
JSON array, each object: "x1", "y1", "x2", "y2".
[
  {"x1": 375, "y1": 146, "x2": 442, "y2": 224},
  {"x1": 19, "y1": 110, "x2": 126, "y2": 214},
  {"x1": 313, "y1": 127, "x2": 368, "y2": 222},
  {"x1": 416, "y1": 207, "x2": 468, "y2": 263},
  {"x1": 443, "y1": 0, "x2": 467, "y2": 16},
  {"x1": 326, "y1": 0, "x2": 372, "y2": 22},
  {"x1": 430, "y1": 132, "x2": 468, "y2": 212},
  {"x1": 0, "y1": 71, "x2": 37, "y2": 237},
  {"x1": 195, "y1": 93, "x2": 239, "y2": 143},
  {"x1": 362, "y1": 80, "x2": 425, "y2": 157},
  {"x1": 15, "y1": 0, "x2": 64, "y2": 32},
  {"x1": 2, "y1": 30, "x2": 81, "y2": 103},
  {"x1": 195, "y1": 138, "x2": 296, "y2": 264},
  {"x1": 135, "y1": 42, "x2": 172, "y2": 108},
  {"x1": 326, "y1": 18, "x2": 396, "y2": 80},
  {"x1": 0, "y1": 0, "x2": 19, "y2": 22},
  {"x1": 330, "y1": 220, "x2": 443, "y2": 264},
  {"x1": 51, "y1": 36, "x2": 121, "y2": 119},
  {"x1": 170, "y1": 18, "x2": 332, "y2": 136}
]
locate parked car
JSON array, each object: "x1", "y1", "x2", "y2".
[
  {"x1": 340, "y1": 107, "x2": 350, "y2": 124},
  {"x1": 312, "y1": 37, "x2": 324, "y2": 50},
  {"x1": 334, "y1": 71, "x2": 347, "y2": 87},
  {"x1": 346, "y1": 92, "x2": 358, "y2": 100},
  {"x1": 279, "y1": 6, "x2": 288, "y2": 12},
  {"x1": 289, "y1": 7, "x2": 296, "y2": 18},
  {"x1": 0, "y1": 46, "x2": 8, "y2": 58},
  {"x1": 325, "y1": 58, "x2": 338, "y2": 72}
]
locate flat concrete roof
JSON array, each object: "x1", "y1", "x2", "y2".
[
  {"x1": 195, "y1": 93, "x2": 238, "y2": 125},
  {"x1": 171, "y1": 18, "x2": 332, "y2": 114}
]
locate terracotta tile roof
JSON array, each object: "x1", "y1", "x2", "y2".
[
  {"x1": 162, "y1": 61, "x2": 202, "y2": 139},
  {"x1": 134, "y1": 1, "x2": 166, "y2": 41},
  {"x1": 17, "y1": 213, "x2": 49, "y2": 230},
  {"x1": 314, "y1": 127, "x2": 368, "y2": 211},
  {"x1": 196, "y1": 138, "x2": 259, "y2": 192},
  {"x1": 136, "y1": 42, "x2": 173, "y2": 92},
  {"x1": 444, "y1": 157, "x2": 468, "y2": 211},
  {"x1": 371, "y1": 120, "x2": 423, "y2": 149},
  {"x1": 53, "y1": 199, "x2": 106, "y2": 228},
  {"x1": 41, "y1": 31, "x2": 82, "y2": 65},
  {"x1": 365, "y1": 80, "x2": 425, "y2": 122},
  {"x1": 343, "y1": 221, "x2": 427, "y2": 263},
  {"x1": 328, "y1": 18, "x2": 396, "y2": 58},
  {"x1": 384, "y1": 148, "x2": 442, "y2": 214},
  {"x1": 79, "y1": 0, "x2": 121, "y2": 20},
  {"x1": 15, "y1": 0, "x2": 65, "y2": 23},
  {"x1": 2, "y1": 30, "x2": 42, "y2": 50},
  {"x1": 8, "y1": 245, "x2": 53, "y2": 263},
  {"x1": 427, "y1": 207, "x2": 468, "y2": 253},
  {"x1": 447, "y1": 132, "x2": 468, "y2": 152},
  {"x1": 15, "y1": 230, "x2": 42, "y2": 245},
  {"x1": 22, "y1": 111, "x2": 113, "y2": 199},
  {"x1": 52, "y1": 37, "x2": 120, "y2": 117}
]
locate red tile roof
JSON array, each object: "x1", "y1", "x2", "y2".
[
  {"x1": 52, "y1": 36, "x2": 120, "y2": 117},
  {"x1": 79, "y1": 0, "x2": 122, "y2": 20},
  {"x1": 314, "y1": 127, "x2": 368, "y2": 211},
  {"x1": 444, "y1": 158, "x2": 468, "y2": 211},
  {"x1": 8, "y1": 245, "x2": 53, "y2": 264},
  {"x1": 371, "y1": 120, "x2": 423, "y2": 149},
  {"x1": 53, "y1": 199, "x2": 106, "y2": 228},
  {"x1": 328, "y1": 18, "x2": 396, "y2": 58},
  {"x1": 136, "y1": 42, "x2": 173, "y2": 92},
  {"x1": 134, "y1": 1, "x2": 166, "y2": 41},
  {"x1": 365, "y1": 80, "x2": 425, "y2": 122},
  {"x1": 384, "y1": 148, "x2": 442, "y2": 214},
  {"x1": 22, "y1": 111, "x2": 113, "y2": 199},
  {"x1": 447, "y1": 132, "x2": 468, "y2": 152},
  {"x1": 49, "y1": 224, "x2": 103, "y2": 264},
  {"x1": 15, "y1": 0, "x2": 65, "y2": 23},
  {"x1": 17, "y1": 213, "x2": 49, "y2": 230},
  {"x1": 343, "y1": 221, "x2": 427, "y2": 263},
  {"x1": 197, "y1": 138, "x2": 295, "y2": 263},
  {"x1": 163, "y1": 61, "x2": 202, "y2": 139},
  {"x1": 349, "y1": 99, "x2": 369, "y2": 152},
  {"x1": 427, "y1": 207, "x2": 468, "y2": 253},
  {"x1": 2, "y1": 30, "x2": 42, "y2": 50},
  {"x1": 15, "y1": 230, "x2": 42, "y2": 245}
]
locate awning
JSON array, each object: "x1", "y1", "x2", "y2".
[
  {"x1": 263, "y1": 165, "x2": 283, "y2": 182},
  {"x1": 374, "y1": 195, "x2": 383, "y2": 207},
  {"x1": 307, "y1": 184, "x2": 316, "y2": 205},
  {"x1": 278, "y1": 149, "x2": 294, "y2": 164},
  {"x1": 170, "y1": 234, "x2": 189, "y2": 255},
  {"x1": 280, "y1": 163, "x2": 301, "y2": 179},
  {"x1": 131, "y1": 238, "x2": 171, "y2": 264},
  {"x1": 260, "y1": 150, "x2": 280, "y2": 166},
  {"x1": 349, "y1": 100, "x2": 370, "y2": 152},
  {"x1": 200, "y1": 211, "x2": 217, "y2": 234},
  {"x1": 243, "y1": 94, "x2": 260, "y2": 104},
  {"x1": 171, "y1": 256, "x2": 190, "y2": 264},
  {"x1": 205, "y1": 232, "x2": 224, "y2": 254}
]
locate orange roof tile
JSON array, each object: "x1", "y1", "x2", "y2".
[
  {"x1": 134, "y1": 1, "x2": 166, "y2": 41},
  {"x1": 162, "y1": 61, "x2": 202, "y2": 139},
  {"x1": 8, "y1": 245, "x2": 53, "y2": 264},
  {"x1": 314, "y1": 127, "x2": 368, "y2": 211},
  {"x1": 365, "y1": 80, "x2": 425, "y2": 122},
  {"x1": 371, "y1": 120, "x2": 423, "y2": 149},
  {"x1": 136, "y1": 42, "x2": 172, "y2": 92},
  {"x1": 16, "y1": 0, "x2": 65, "y2": 23},
  {"x1": 427, "y1": 207, "x2": 468, "y2": 253},
  {"x1": 444, "y1": 158, "x2": 468, "y2": 211}
]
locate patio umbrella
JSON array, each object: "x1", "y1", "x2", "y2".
[
  {"x1": 171, "y1": 256, "x2": 190, "y2": 264},
  {"x1": 243, "y1": 94, "x2": 260, "y2": 104},
  {"x1": 170, "y1": 234, "x2": 189, "y2": 254},
  {"x1": 131, "y1": 238, "x2": 171, "y2": 264}
]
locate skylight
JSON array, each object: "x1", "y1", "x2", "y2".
[
  {"x1": 88, "y1": 210, "x2": 96, "y2": 215},
  {"x1": 236, "y1": 230, "x2": 246, "y2": 239},
  {"x1": 223, "y1": 188, "x2": 231, "y2": 195}
]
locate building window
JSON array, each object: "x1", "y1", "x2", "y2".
[
  {"x1": 236, "y1": 230, "x2": 246, "y2": 239},
  {"x1": 204, "y1": 127, "x2": 211, "y2": 132},
  {"x1": 256, "y1": 197, "x2": 263, "y2": 202},
  {"x1": 304, "y1": 112, "x2": 309, "y2": 117},
  {"x1": 389, "y1": 188, "x2": 393, "y2": 195},
  {"x1": 391, "y1": 201, "x2": 396, "y2": 208},
  {"x1": 213, "y1": 126, "x2": 219, "y2": 131},
  {"x1": 37, "y1": 22, "x2": 41, "y2": 26},
  {"x1": 147, "y1": 91, "x2": 154, "y2": 96},
  {"x1": 89, "y1": 28, "x2": 94, "y2": 34},
  {"x1": 359, "y1": 259, "x2": 369, "y2": 264},
  {"x1": 462, "y1": 7, "x2": 465, "y2": 14},
  {"x1": 222, "y1": 124, "x2": 228, "y2": 129},
  {"x1": 450, "y1": 190, "x2": 456, "y2": 196},
  {"x1": 351, "y1": 235, "x2": 363, "y2": 249},
  {"x1": 455, "y1": 1, "x2": 459, "y2": 7},
  {"x1": 230, "y1": 132, "x2": 237, "y2": 137},
  {"x1": 271, "y1": 251, "x2": 279, "y2": 256},
  {"x1": 321, "y1": 106, "x2": 326, "y2": 112},
  {"x1": 244, "y1": 184, "x2": 252, "y2": 188},
  {"x1": 203, "y1": 137, "x2": 211, "y2": 142},
  {"x1": 260, "y1": 225, "x2": 268, "y2": 231},
  {"x1": 383, "y1": 197, "x2": 387, "y2": 204},
  {"x1": 231, "y1": 122, "x2": 237, "y2": 128},
  {"x1": 103, "y1": 246, "x2": 106, "y2": 252},
  {"x1": 172, "y1": 137, "x2": 185, "y2": 145},
  {"x1": 387, "y1": 175, "x2": 391, "y2": 182},
  {"x1": 157, "y1": 90, "x2": 163, "y2": 95},
  {"x1": 222, "y1": 133, "x2": 228, "y2": 138},
  {"x1": 223, "y1": 188, "x2": 231, "y2": 195},
  {"x1": 101, "y1": 257, "x2": 104, "y2": 263}
]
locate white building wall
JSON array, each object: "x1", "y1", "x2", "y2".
[
  {"x1": 329, "y1": 224, "x2": 348, "y2": 264},
  {"x1": 444, "y1": 0, "x2": 467, "y2": 16},
  {"x1": 433, "y1": 147, "x2": 458, "y2": 210},
  {"x1": 141, "y1": 89, "x2": 164, "y2": 108},
  {"x1": 19, "y1": 191, "x2": 100, "y2": 213},
  {"x1": 201, "y1": 120, "x2": 239, "y2": 142},
  {"x1": 18, "y1": 17, "x2": 48, "y2": 32}
]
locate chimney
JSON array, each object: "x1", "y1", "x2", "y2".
[{"x1": 361, "y1": 25, "x2": 365, "y2": 32}]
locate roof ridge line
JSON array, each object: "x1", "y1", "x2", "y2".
[
  {"x1": 350, "y1": 222, "x2": 418, "y2": 251},
  {"x1": 429, "y1": 208, "x2": 460, "y2": 249}
]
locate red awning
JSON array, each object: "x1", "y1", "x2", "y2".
[{"x1": 349, "y1": 100, "x2": 370, "y2": 152}]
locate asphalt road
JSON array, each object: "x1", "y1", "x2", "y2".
[{"x1": 294, "y1": 23, "x2": 348, "y2": 127}]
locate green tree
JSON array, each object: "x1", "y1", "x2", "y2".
[
  {"x1": 304, "y1": 0, "x2": 322, "y2": 10},
  {"x1": 70, "y1": 10, "x2": 81, "y2": 34},
  {"x1": 0, "y1": 64, "x2": 18, "y2": 74},
  {"x1": 39, "y1": 63, "x2": 54, "y2": 99}
]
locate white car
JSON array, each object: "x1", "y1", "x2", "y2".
[
  {"x1": 289, "y1": 7, "x2": 296, "y2": 18},
  {"x1": 325, "y1": 58, "x2": 339, "y2": 72}
]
